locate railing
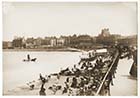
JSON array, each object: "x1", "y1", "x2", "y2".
[{"x1": 95, "y1": 50, "x2": 119, "y2": 96}]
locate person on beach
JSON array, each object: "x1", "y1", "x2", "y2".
[
  {"x1": 79, "y1": 78, "x2": 85, "y2": 87},
  {"x1": 66, "y1": 77, "x2": 69, "y2": 83},
  {"x1": 39, "y1": 84, "x2": 46, "y2": 96},
  {"x1": 27, "y1": 82, "x2": 35, "y2": 90},
  {"x1": 62, "y1": 87, "x2": 68, "y2": 94},
  {"x1": 39, "y1": 73, "x2": 47, "y2": 84},
  {"x1": 108, "y1": 72, "x2": 114, "y2": 86},
  {"x1": 71, "y1": 77, "x2": 77, "y2": 88},
  {"x1": 27, "y1": 54, "x2": 30, "y2": 61},
  {"x1": 57, "y1": 74, "x2": 60, "y2": 80}
]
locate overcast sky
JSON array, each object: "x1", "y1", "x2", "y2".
[{"x1": 3, "y1": 2, "x2": 137, "y2": 41}]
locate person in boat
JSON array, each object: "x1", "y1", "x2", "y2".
[
  {"x1": 27, "y1": 54, "x2": 30, "y2": 61},
  {"x1": 31, "y1": 58, "x2": 37, "y2": 62}
]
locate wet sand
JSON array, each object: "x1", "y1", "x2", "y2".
[{"x1": 110, "y1": 58, "x2": 137, "y2": 96}]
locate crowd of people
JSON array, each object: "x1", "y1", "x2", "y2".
[{"x1": 53, "y1": 48, "x2": 118, "y2": 96}]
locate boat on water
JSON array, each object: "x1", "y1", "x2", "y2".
[{"x1": 23, "y1": 54, "x2": 37, "y2": 62}]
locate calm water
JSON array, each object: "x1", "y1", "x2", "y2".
[
  {"x1": 3, "y1": 51, "x2": 137, "y2": 95},
  {"x1": 3, "y1": 51, "x2": 81, "y2": 93}
]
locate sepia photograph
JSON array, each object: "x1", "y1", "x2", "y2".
[{"x1": 2, "y1": 1, "x2": 138, "y2": 96}]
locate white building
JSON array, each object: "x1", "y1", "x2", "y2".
[
  {"x1": 57, "y1": 37, "x2": 65, "y2": 46},
  {"x1": 50, "y1": 38, "x2": 57, "y2": 47}
]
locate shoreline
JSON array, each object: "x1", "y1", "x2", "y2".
[{"x1": 3, "y1": 48, "x2": 82, "y2": 52}]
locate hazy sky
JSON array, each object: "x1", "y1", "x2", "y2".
[{"x1": 3, "y1": 2, "x2": 137, "y2": 41}]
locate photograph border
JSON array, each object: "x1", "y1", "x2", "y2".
[{"x1": 0, "y1": 0, "x2": 139, "y2": 97}]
